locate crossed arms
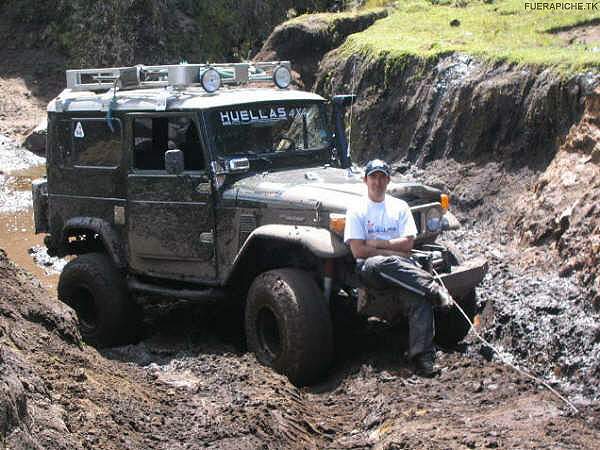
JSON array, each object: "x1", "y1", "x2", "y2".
[{"x1": 347, "y1": 236, "x2": 415, "y2": 259}]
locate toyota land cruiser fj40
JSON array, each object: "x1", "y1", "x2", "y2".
[{"x1": 32, "y1": 62, "x2": 487, "y2": 385}]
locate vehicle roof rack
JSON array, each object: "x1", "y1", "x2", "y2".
[{"x1": 65, "y1": 61, "x2": 292, "y2": 92}]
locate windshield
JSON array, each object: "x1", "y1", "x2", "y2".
[{"x1": 207, "y1": 101, "x2": 332, "y2": 158}]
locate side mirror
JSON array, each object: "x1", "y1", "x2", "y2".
[
  {"x1": 165, "y1": 149, "x2": 184, "y2": 174},
  {"x1": 228, "y1": 157, "x2": 250, "y2": 173}
]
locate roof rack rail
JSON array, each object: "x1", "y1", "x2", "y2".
[{"x1": 65, "y1": 61, "x2": 292, "y2": 92}]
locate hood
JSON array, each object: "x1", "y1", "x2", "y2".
[{"x1": 223, "y1": 166, "x2": 443, "y2": 212}]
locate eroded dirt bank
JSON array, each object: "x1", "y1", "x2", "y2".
[{"x1": 2, "y1": 249, "x2": 600, "y2": 449}]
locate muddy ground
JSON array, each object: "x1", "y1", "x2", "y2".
[{"x1": 2, "y1": 241, "x2": 600, "y2": 449}]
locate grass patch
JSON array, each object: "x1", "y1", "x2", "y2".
[
  {"x1": 287, "y1": 8, "x2": 386, "y2": 26},
  {"x1": 344, "y1": 0, "x2": 600, "y2": 73}
]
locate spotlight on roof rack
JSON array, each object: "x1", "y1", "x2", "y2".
[
  {"x1": 200, "y1": 68, "x2": 221, "y2": 93},
  {"x1": 273, "y1": 65, "x2": 291, "y2": 89}
]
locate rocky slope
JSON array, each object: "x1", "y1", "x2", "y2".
[{"x1": 512, "y1": 89, "x2": 600, "y2": 308}]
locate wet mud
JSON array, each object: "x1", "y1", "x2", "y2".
[
  {"x1": 2, "y1": 246, "x2": 600, "y2": 448},
  {"x1": 0, "y1": 135, "x2": 60, "y2": 290}
]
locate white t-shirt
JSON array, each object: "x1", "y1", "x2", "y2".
[{"x1": 344, "y1": 195, "x2": 417, "y2": 243}]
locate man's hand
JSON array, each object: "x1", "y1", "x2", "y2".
[{"x1": 349, "y1": 239, "x2": 412, "y2": 259}]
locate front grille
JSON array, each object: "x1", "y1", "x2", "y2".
[
  {"x1": 239, "y1": 214, "x2": 257, "y2": 249},
  {"x1": 412, "y1": 211, "x2": 422, "y2": 234}
]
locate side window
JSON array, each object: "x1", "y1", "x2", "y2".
[
  {"x1": 71, "y1": 119, "x2": 121, "y2": 167},
  {"x1": 133, "y1": 116, "x2": 205, "y2": 171}
]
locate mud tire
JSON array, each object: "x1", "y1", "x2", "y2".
[
  {"x1": 245, "y1": 268, "x2": 333, "y2": 386},
  {"x1": 58, "y1": 253, "x2": 140, "y2": 347},
  {"x1": 434, "y1": 242, "x2": 478, "y2": 347}
]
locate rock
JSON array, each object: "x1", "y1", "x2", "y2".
[
  {"x1": 23, "y1": 119, "x2": 47, "y2": 157},
  {"x1": 255, "y1": 9, "x2": 387, "y2": 89},
  {"x1": 578, "y1": 72, "x2": 599, "y2": 97}
]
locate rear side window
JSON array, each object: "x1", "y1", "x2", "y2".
[
  {"x1": 132, "y1": 116, "x2": 205, "y2": 171},
  {"x1": 71, "y1": 119, "x2": 121, "y2": 167}
]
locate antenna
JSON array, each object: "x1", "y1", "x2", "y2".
[{"x1": 347, "y1": 58, "x2": 358, "y2": 165}]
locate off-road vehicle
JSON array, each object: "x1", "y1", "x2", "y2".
[{"x1": 33, "y1": 62, "x2": 487, "y2": 385}]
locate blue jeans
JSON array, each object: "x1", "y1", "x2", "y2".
[{"x1": 358, "y1": 255, "x2": 436, "y2": 358}]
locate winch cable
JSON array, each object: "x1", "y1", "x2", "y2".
[{"x1": 432, "y1": 268, "x2": 579, "y2": 414}]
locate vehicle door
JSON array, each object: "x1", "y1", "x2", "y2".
[{"x1": 126, "y1": 112, "x2": 216, "y2": 282}]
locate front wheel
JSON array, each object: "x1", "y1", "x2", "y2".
[
  {"x1": 245, "y1": 268, "x2": 333, "y2": 386},
  {"x1": 58, "y1": 253, "x2": 140, "y2": 347}
]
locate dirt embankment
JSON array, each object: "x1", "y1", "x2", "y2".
[
  {"x1": 512, "y1": 89, "x2": 600, "y2": 308},
  {"x1": 316, "y1": 52, "x2": 594, "y2": 169}
]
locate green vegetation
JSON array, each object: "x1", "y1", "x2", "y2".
[
  {"x1": 0, "y1": 0, "x2": 336, "y2": 67},
  {"x1": 344, "y1": 0, "x2": 600, "y2": 73}
]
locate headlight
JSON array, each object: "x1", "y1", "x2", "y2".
[
  {"x1": 273, "y1": 65, "x2": 291, "y2": 89},
  {"x1": 200, "y1": 67, "x2": 221, "y2": 93},
  {"x1": 426, "y1": 208, "x2": 443, "y2": 232},
  {"x1": 329, "y1": 213, "x2": 345, "y2": 235}
]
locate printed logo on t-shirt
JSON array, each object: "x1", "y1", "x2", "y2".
[{"x1": 366, "y1": 220, "x2": 398, "y2": 234}]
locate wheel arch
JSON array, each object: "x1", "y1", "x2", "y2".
[
  {"x1": 61, "y1": 217, "x2": 126, "y2": 269},
  {"x1": 225, "y1": 225, "x2": 349, "y2": 296}
]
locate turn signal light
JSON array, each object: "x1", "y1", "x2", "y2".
[
  {"x1": 329, "y1": 213, "x2": 346, "y2": 235},
  {"x1": 440, "y1": 194, "x2": 450, "y2": 211}
]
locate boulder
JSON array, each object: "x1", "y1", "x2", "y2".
[{"x1": 23, "y1": 119, "x2": 47, "y2": 157}]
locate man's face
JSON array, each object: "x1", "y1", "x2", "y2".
[{"x1": 364, "y1": 171, "x2": 390, "y2": 202}]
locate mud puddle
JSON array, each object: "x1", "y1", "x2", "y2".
[{"x1": 0, "y1": 134, "x2": 61, "y2": 291}]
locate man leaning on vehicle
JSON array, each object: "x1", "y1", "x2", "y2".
[{"x1": 344, "y1": 159, "x2": 453, "y2": 377}]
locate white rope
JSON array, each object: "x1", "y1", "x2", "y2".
[{"x1": 432, "y1": 268, "x2": 579, "y2": 414}]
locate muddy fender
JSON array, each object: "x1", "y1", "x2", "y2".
[
  {"x1": 62, "y1": 217, "x2": 126, "y2": 269},
  {"x1": 238, "y1": 224, "x2": 349, "y2": 259}
]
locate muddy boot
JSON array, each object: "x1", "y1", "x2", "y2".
[{"x1": 413, "y1": 351, "x2": 438, "y2": 378}]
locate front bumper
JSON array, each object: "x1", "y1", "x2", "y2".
[
  {"x1": 355, "y1": 256, "x2": 488, "y2": 321},
  {"x1": 437, "y1": 256, "x2": 488, "y2": 299}
]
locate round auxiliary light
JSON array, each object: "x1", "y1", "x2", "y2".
[
  {"x1": 426, "y1": 208, "x2": 443, "y2": 233},
  {"x1": 200, "y1": 68, "x2": 221, "y2": 93},
  {"x1": 273, "y1": 65, "x2": 291, "y2": 89}
]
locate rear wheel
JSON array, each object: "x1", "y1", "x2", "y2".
[
  {"x1": 245, "y1": 268, "x2": 333, "y2": 386},
  {"x1": 58, "y1": 253, "x2": 140, "y2": 347},
  {"x1": 434, "y1": 242, "x2": 478, "y2": 347}
]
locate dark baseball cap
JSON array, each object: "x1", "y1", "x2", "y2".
[{"x1": 364, "y1": 159, "x2": 391, "y2": 177}]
